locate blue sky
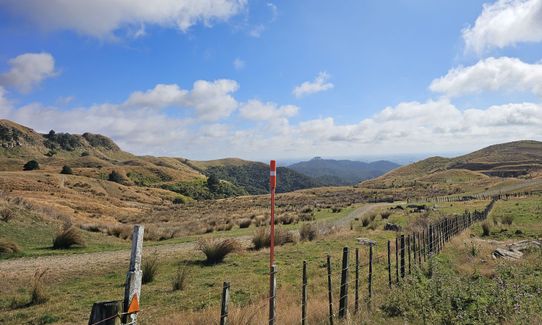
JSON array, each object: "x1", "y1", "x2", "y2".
[{"x1": 1, "y1": 0, "x2": 542, "y2": 161}]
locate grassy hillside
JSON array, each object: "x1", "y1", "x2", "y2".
[{"x1": 289, "y1": 157, "x2": 400, "y2": 185}]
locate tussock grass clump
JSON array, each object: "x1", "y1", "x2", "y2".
[
  {"x1": 197, "y1": 238, "x2": 240, "y2": 264},
  {"x1": 381, "y1": 211, "x2": 392, "y2": 219},
  {"x1": 0, "y1": 239, "x2": 21, "y2": 254},
  {"x1": 481, "y1": 222, "x2": 491, "y2": 237},
  {"x1": 79, "y1": 223, "x2": 102, "y2": 233},
  {"x1": 299, "y1": 223, "x2": 318, "y2": 241},
  {"x1": 238, "y1": 218, "x2": 252, "y2": 228},
  {"x1": 172, "y1": 264, "x2": 189, "y2": 291},
  {"x1": 107, "y1": 225, "x2": 132, "y2": 239},
  {"x1": 30, "y1": 269, "x2": 48, "y2": 305},
  {"x1": 502, "y1": 215, "x2": 514, "y2": 226},
  {"x1": 361, "y1": 216, "x2": 371, "y2": 227},
  {"x1": 52, "y1": 227, "x2": 85, "y2": 249},
  {"x1": 0, "y1": 208, "x2": 14, "y2": 222},
  {"x1": 252, "y1": 227, "x2": 298, "y2": 250},
  {"x1": 142, "y1": 255, "x2": 159, "y2": 284}
]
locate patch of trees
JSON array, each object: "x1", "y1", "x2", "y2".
[
  {"x1": 60, "y1": 165, "x2": 73, "y2": 174},
  {"x1": 162, "y1": 177, "x2": 247, "y2": 201},
  {"x1": 108, "y1": 170, "x2": 127, "y2": 184},
  {"x1": 82, "y1": 133, "x2": 119, "y2": 151},
  {"x1": 23, "y1": 160, "x2": 40, "y2": 171},
  {"x1": 44, "y1": 130, "x2": 81, "y2": 151},
  {"x1": 205, "y1": 164, "x2": 322, "y2": 195}
]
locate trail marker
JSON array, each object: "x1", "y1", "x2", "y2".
[
  {"x1": 269, "y1": 160, "x2": 276, "y2": 267},
  {"x1": 127, "y1": 294, "x2": 140, "y2": 314}
]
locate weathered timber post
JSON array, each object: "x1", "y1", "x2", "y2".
[
  {"x1": 326, "y1": 255, "x2": 334, "y2": 325},
  {"x1": 387, "y1": 240, "x2": 392, "y2": 288},
  {"x1": 88, "y1": 300, "x2": 122, "y2": 325},
  {"x1": 407, "y1": 235, "x2": 411, "y2": 274},
  {"x1": 395, "y1": 237, "x2": 399, "y2": 284},
  {"x1": 122, "y1": 225, "x2": 144, "y2": 325},
  {"x1": 400, "y1": 235, "x2": 405, "y2": 278},
  {"x1": 301, "y1": 261, "x2": 307, "y2": 325},
  {"x1": 355, "y1": 248, "x2": 360, "y2": 314},
  {"x1": 413, "y1": 233, "x2": 417, "y2": 265},
  {"x1": 338, "y1": 247, "x2": 349, "y2": 319},
  {"x1": 220, "y1": 282, "x2": 230, "y2": 325},
  {"x1": 269, "y1": 265, "x2": 277, "y2": 325},
  {"x1": 367, "y1": 243, "x2": 373, "y2": 310}
]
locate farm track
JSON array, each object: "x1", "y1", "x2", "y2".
[{"x1": 0, "y1": 204, "x2": 387, "y2": 286}]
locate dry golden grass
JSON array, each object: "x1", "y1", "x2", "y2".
[{"x1": 0, "y1": 238, "x2": 21, "y2": 254}]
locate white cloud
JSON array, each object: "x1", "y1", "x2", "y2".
[
  {"x1": 239, "y1": 100, "x2": 298, "y2": 121},
  {"x1": 2, "y1": 0, "x2": 247, "y2": 39},
  {"x1": 429, "y1": 57, "x2": 542, "y2": 97},
  {"x1": 463, "y1": 0, "x2": 542, "y2": 54},
  {"x1": 249, "y1": 24, "x2": 265, "y2": 38},
  {"x1": 0, "y1": 52, "x2": 57, "y2": 93},
  {"x1": 233, "y1": 58, "x2": 245, "y2": 70},
  {"x1": 125, "y1": 80, "x2": 239, "y2": 121},
  {"x1": 293, "y1": 72, "x2": 334, "y2": 98}
]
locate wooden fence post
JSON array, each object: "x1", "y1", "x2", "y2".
[
  {"x1": 407, "y1": 235, "x2": 411, "y2": 274},
  {"x1": 326, "y1": 255, "x2": 334, "y2": 325},
  {"x1": 395, "y1": 237, "x2": 399, "y2": 284},
  {"x1": 302, "y1": 261, "x2": 307, "y2": 325},
  {"x1": 122, "y1": 225, "x2": 144, "y2": 325},
  {"x1": 355, "y1": 248, "x2": 359, "y2": 314},
  {"x1": 220, "y1": 282, "x2": 230, "y2": 325},
  {"x1": 338, "y1": 247, "x2": 349, "y2": 319},
  {"x1": 400, "y1": 235, "x2": 405, "y2": 278},
  {"x1": 88, "y1": 300, "x2": 122, "y2": 325},
  {"x1": 387, "y1": 240, "x2": 392, "y2": 288},
  {"x1": 269, "y1": 265, "x2": 277, "y2": 325},
  {"x1": 367, "y1": 243, "x2": 373, "y2": 310}
]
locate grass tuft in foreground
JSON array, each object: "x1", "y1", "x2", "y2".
[
  {"x1": 52, "y1": 227, "x2": 85, "y2": 249},
  {"x1": 197, "y1": 238, "x2": 240, "y2": 264}
]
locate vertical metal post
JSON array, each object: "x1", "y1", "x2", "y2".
[
  {"x1": 122, "y1": 225, "x2": 144, "y2": 325},
  {"x1": 395, "y1": 237, "x2": 399, "y2": 284},
  {"x1": 269, "y1": 265, "x2": 276, "y2": 325},
  {"x1": 400, "y1": 235, "x2": 405, "y2": 278},
  {"x1": 355, "y1": 248, "x2": 359, "y2": 314},
  {"x1": 368, "y1": 243, "x2": 373, "y2": 310},
  {"x1": 220, "y1": 282, "x2": 230, "y2": 325},
  {"x1": 387, "y1": 240, "x2": 392, "y2": 288}
]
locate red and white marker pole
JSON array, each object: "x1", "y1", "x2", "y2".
[{"x1": 269, "y1": 160, "x2": 276, "y2": 267}]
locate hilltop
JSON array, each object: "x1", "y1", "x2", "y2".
[
  {"x1": 288, "y1": 157, "x2": 400, "y2": 185},
  {"x1": 361, "y1": 140, "x2": 542, "y2": 194}
]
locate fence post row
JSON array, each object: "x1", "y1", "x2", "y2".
[
  {"x1": 355, "y1": 248, "x2": 360, "y2": 314},
  {"x1": 367, "y1": 243, "x2": 373, "y2": 310},
  {"x1": 326, "y1": 255, "x2": 334, "y2": 325},
  {"x1": 301, "y1": 261, "x2": 307, "y2": 325}
]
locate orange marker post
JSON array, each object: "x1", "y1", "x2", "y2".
[{"x1": 269, "y1": 160, "x2": 276, "y2": 267}]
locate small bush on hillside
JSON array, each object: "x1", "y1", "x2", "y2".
[
  {"x1": 107, "y1": 225, "x2": 132, "y2": 239},
  {"x1": 0, "y1": 208, "x2": 14, "y2": 222},
  {"x1": 238, "y1": 218, "x2": 252, "y2": 228},
  {"x1": 331, "y1": 207, "x2": 342, "y2": 213},
  {"x1": 81, "y1": 151, "x2": 90, "y2": 157},
  {"x1": 381, "y1": 211, "x2": 392, "y2": 219},
  {"x1": 197, "y1": 238, "x2": 240, "y2": 264},
  {"x1": 108, "y1": 170, "x2": 125, "y2": 184},
  {"x1": 361, "y1": 216, "x2": 371, "y2": 227},
  {"x1": 299, "y1": 213, "x2": 315, "y2": 221},
  {"x1": 172, "y1": 197, "x2": 187, "y2": 204},
  {"x1": 23, "y1": 160, "x2": 40, "y2": 171},
  {"x1": 300, "y1": 223, "x2": 318, "y2": 241},
  {"x1": 60, "y1": 165, "x2": 73, "y2": 175},
  {"x1": 52, "y1": 227, "x2": 85, "y2": 249},
  {"x1": 30, "y1": 269, "x2": 48, "y2": 305},
  {"x1": 172, "y1": 264, "x2": 189, "y2": 291},
  {"x1": 481, "y1": 222, "x2": 491, "y2": 237},
  {"x1": 502, "y1": 215, "x2": 514, "y2": 226},
  {"x1": 0, "y1": 239, "x2": 21, "y2": 254},
  {"x1": 142, "y1": 255, "x2": 159, "y2": 284}
]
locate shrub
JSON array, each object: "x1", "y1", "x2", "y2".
[
  {"x1": 238, "y1": 218, "x2": 252, "y2": 229},
  {"x1": 108, "y1": 170, "x2": 126, "y2": 184},
  {"x1": 481, "y1": 222, "x2": 491, "y2": 237},
  {"x1": 0, "y1": 208, "x2": 14, "y2": 222},
  {"x1": 172, "y1": 264, "x2": 189, "y2": 291},
  {"x1": 361, "y1": 216, "x2": 371, "y2": 227},
  {"x1": 52, "y1": 227, "x2": 85, "y2": 249},
  {"x1": 142, "y1": 255, "x2": 159, "y2": 284},
  {"x1": 30, "y1": 269, "x2": 48, "y2": 305},
  {"x1": 197, "y1": 238, "x2": 240, "y2": 264},
  {"x1": 299, "y1": 213, "x2": 315, "y2": 221},
  {"x1": 172, "y1": 197, "x2": 186, "y2": 204},
  {"x1": 60, "y1": 165, "x2": 73, "y2": 175},
  {"x1": 299, "y1": 223, "x2": 318, "y2": 241},
  {"x1": 381, "y1": 211, "x2": 392, "y2": 219},
  {"x1": 23, "y1": 160, "x2": 40, "y2": 171},
  {"x1": 502, "y1": 215, "x2": 514, "y2": 226},
  {"x1": 252, "y1": 227, "x2": 297, "y2": 250},
  {"x1": 0, "y1": 239, "x2": 21, "y2": 254},
  {"x1": 331, "y1": 207, "x2": 342, "y2": 213},
  {"x1": 277, "y1": 214, "x2": 297, "y2": 225}
]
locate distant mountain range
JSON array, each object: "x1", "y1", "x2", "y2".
[{"x1": 288, "y1": 157, "x2": 401, "y2": 185}]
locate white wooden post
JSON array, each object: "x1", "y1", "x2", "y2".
[{"x1": 122, "y1": 225, "x2": 144, "y2": 324}]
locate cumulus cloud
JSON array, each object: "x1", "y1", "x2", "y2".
[
  {"x1": 239, "y1": 100, "x2": 298, "y2": 121},
  {"x1": 125, "y1": 79, "x2": 239, "y2": 121},
  {"x1": 429, "y1": 57, "x2": 542, "y2": 97},
  {"x1": 463, "y1": 0, "x2": 542, "y2": 54},
  {"x1": 0, "y1": 52, "x2": 57, "y2": 93},
  {"x1": 1, "y1": 0, "x2": 247, "y2": 38},
  {"x1": 292, "y1": 72, "x2": 334, "y2": 98}
]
